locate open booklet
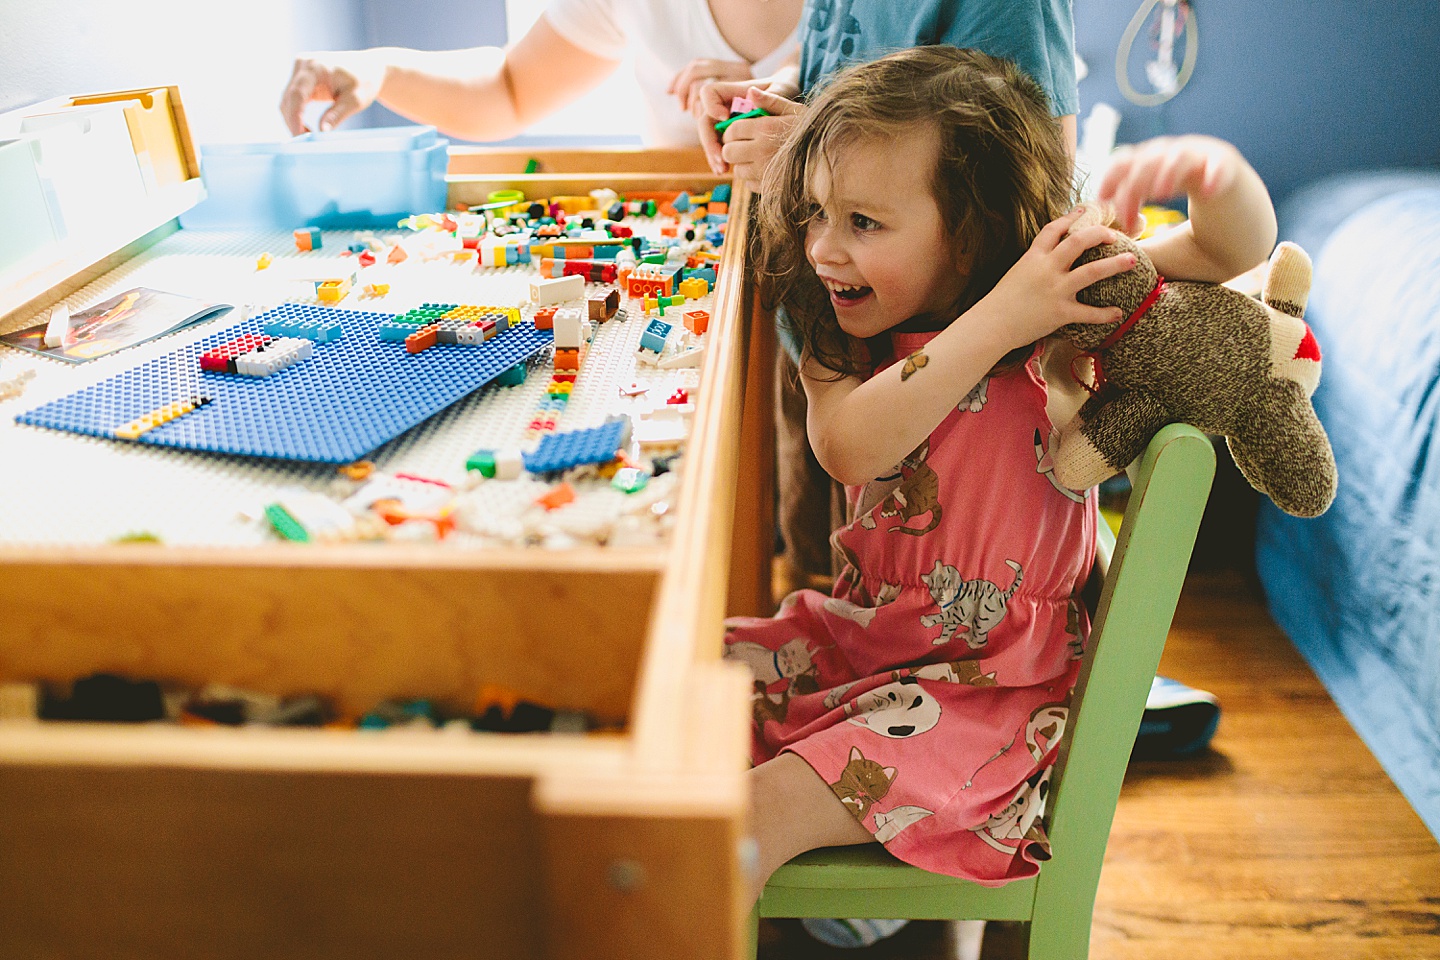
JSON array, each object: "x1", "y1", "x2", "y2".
[{"x1": 0, "y1": 287, "x2": 232, "y2": 362}]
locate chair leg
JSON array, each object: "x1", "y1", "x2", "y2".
[{"x1": 1024, "y1": 908, "x2": 1092, "y2": 960}]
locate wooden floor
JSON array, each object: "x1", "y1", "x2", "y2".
[{"x1": 758, "y1": 570, "x2": 1440, "y2": 960}]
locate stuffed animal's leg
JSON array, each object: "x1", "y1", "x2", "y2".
[
  {"x1": 1227, "y1": 379, "x2": 1338, "y2": 518},
  {"x1": 1054, "y1": 391, "x2": 1171, "y2": 491},
  {"x1": 1262, "y1": 241, "x2": 1313, "y2": 318}
]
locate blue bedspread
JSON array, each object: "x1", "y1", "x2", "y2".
[{"x1": 1258, "y1": 170, "x2": 1440, "y2": 837}]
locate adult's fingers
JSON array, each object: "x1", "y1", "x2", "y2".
[
  {"x1": 279, "y1": 60, "x2": 321, "y2": 136},
  {"x1": 697, "y1": 100, "x2": 728, "y2": 174}
]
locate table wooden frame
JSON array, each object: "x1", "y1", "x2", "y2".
[{"x1": 0, "y1": 147, "x2": 775, "y2": 960}]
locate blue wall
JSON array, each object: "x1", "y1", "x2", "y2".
[{"x1": 1073, "y1": 0, "x2": 1440, "y2": 205}]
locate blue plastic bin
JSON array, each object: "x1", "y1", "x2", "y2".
[{"x1": 180, "y1": 126, "x2": 449, "y2": 230}]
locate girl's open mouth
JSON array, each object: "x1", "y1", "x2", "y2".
[{"x1": 826, "y1": 282, "x2": 873, "y2": 307}]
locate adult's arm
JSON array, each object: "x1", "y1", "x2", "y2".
[{"x1": 280, "y1": 16, "x2": 620, "y2": 141}]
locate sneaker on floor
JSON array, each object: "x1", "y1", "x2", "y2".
[
  {"x1": 1134, "y1": 676, "x2": 1220, "y2": 759},
  {"x1": 801, "y1": 917, "x2": 909, "y2": 949}
]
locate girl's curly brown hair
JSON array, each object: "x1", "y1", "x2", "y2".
[{"x1": 758, "y1": 46, "x2": 1078, "y2": 377}]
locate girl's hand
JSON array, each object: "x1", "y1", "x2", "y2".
[
  {"x1": 280, "y1": 50, "x2": 385, "y2": 135},
  {"x1": 696, "y1": 82, "x2": 802, "y2": 185},
  {"x1": 977, "y1": 208, "x2": 1137, "y2": 349},
  {"x1": 1098, "y1": 135, "x2": 1242, "y2": 237},
  {"x1": 669, "y1": 58, "x2": 753, "y2": 114}
]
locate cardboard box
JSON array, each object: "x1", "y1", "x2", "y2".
[{"x1": 70, "y1": 86, "x2": 197, "y2": 190}]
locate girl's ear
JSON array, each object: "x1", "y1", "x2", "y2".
[{"x1": 951, "y1": 240, "x2": 976, "y2": 277}]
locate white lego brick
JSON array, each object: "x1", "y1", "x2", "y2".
[
  {"x1": 530, "y1": 274, "x2": 585, "y2": 305},
  {"x1": 553, "y1": 307, "x2": 585, "y2": 349}
]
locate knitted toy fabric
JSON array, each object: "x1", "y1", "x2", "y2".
[{"x1": 1053, "y1": 205, "x2": 1338, "y2": 518}]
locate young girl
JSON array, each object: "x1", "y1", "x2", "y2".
[{"x1": 725, "y1": 45, "x2": 1277, "y2": 900}]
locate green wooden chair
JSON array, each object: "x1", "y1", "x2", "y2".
[{"x1": 753, "y1": 423, "x2": 1216, "y2": 960}]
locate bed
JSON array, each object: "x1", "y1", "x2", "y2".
[{"x1": 1256, "y1": 168, "x2": 1440, "y2": 838}]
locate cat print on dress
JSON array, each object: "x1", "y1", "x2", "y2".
[
  {"x1": 873, "y1": 804, "x2": 935, "y2": 843},
  {"x1": 844, "y1": 677, "x2": 942, "y2": 738},
  {"x1": 830, "y1": 745, "x2": 897, "y2": 821},
  {"x1": 963, "y1": 699, "x2": 1069, "y2": 789},
  {"x1": 969, "y1": 767, "x2": 1053, "y2": 859},
  {"x1": 920, "y1": 558, "x2": 1024, "y2": 648},
  {"x1": 823, "y1": 580, "x2": 902, "y2": 628},
  {"x1": 1025, "y1": 702, "x2": 1068, "y2": 760},
  {"x1": 858, "y1": 440, "x2": 944, "y2": 537},
  {"x1": 1034, "y1": 427, "x2": 1086, "y2": 503},
  {"x1": 728, "y1": 635, "x2": 819, "y2": 688},
  {"x1": 728, "y1": 636, "x2": 822, "y2": 728},
  {"x1": 959, "y1": 375, "x2": 990, "y2": 413}
]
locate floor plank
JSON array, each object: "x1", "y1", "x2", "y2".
[{"x1": 758, "y1": 571, "x2": 1440, "y2": 959}]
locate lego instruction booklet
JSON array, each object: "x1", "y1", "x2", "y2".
[{"x1": 1, "y1": 287, "x2": 232, "y2": 363}]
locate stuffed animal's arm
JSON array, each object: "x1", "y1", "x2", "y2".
[{"x1": 1053, "y1": 391, "x2": 1172, "y2": 491}]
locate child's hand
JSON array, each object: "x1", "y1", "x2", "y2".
[
  {"x1": 977, "y1": 208, "x2": 1136, "y2": 348},
  {"x1": 696, "y1": 83, "x2": 802, "y2": 187},
  {"x1": 1098, "y1": 135, "x2": 1242, "y2": 237}
]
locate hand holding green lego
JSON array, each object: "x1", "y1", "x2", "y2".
[
  {"x1": 699, "y1": 85, "x2": 804, "y2": 188},
  {"x1": 713, "y1": 106, "x2": 770, "y2": 134}
]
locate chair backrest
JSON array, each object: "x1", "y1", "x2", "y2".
[{"x1": 1028, "y1": 423, "x2": 1215, "y2": 942}]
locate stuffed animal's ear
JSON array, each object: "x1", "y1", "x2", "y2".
[{"x1": 1067, "y1": 201, "x2": 1121, "y2": 235}]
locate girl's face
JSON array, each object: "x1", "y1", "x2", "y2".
[{"x1": 804, "y1": 127, "x2": 969, "y2": 340}]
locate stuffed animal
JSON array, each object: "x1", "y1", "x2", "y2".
[{"x1": 1053, "y1": 204, "x2": 1338, "y2": 518}]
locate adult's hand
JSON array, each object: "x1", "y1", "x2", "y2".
[
  {"x1": 669, "y1": 58, "x2": 753, "y2": 114},
  {"x1": 279, "y1": 50, "x2": 386, "y2": 136}
]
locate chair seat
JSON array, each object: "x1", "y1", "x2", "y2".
[{"x1": 760, "y1": 845, "x2": 1038, "y2": 921}]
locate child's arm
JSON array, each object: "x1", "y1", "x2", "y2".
[
  {"x1": 1098, "y1": 134, "x2": 1278, "y2": 283},
  {"x1": 803, "y1": 212, "x2": 1133, "y2": 485}
]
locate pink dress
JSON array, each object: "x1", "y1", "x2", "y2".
[{"x1": 724, "y1": 332, "x2": 1097, "y2": 885}]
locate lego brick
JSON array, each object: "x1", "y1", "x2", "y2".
[
  {"x1": 683, "y1": 309, "x2": 711, "y2": 335},
  {"x1": 588, "y1": 288, "x2": 620, "y2": 322},
  {"x1": 495, "y1": 362, "x2": 528, "y2": 387},
  {"x1": 638, "y1": 318, "x2": 673, "y2": 355},
  {"x1": 530, "y1": 274, "x2": 585, "y2": 305},
  {"x1": 522, "y1": 416, "x2": 632, "y2": 475},
  {"x1": 293, "y1": 226, "x2": 322, "y2": 251},
  {"x1": 552, "y1": 307, "x2": 585, "y2": 350}
]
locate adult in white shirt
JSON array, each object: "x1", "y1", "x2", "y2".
[{"x1": 279, "y1": 0, "x2": 801, "y2": 147}]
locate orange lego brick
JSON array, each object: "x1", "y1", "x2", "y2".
[
  {"x1": 405, "y1": 323, "x2": 438, "y2": 354},
  {"x1": 536, "y1": 482, "x2": 576, "y2": 511}
]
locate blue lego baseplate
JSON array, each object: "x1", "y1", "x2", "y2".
[
  {"x1": 522, "y1": 415, "x2": 632, "y2": 475},
  {"x1": 17, "y1": 303, "x2": 553, "y2": 464}
]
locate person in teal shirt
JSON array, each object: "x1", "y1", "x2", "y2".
[{"x1": 696, "y1": 0, "x2": 1079, "y2": 186}]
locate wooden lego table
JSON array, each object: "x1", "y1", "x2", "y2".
[{"x1": 0, "y1": 146, "x2": 773, "y2": 960}]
